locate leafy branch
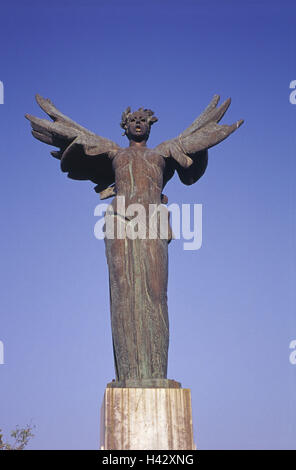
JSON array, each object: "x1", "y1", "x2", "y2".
[{"x1": 0, "y1": 424, "x2": 35, "y2": 450}]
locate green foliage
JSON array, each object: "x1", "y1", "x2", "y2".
[{"x1": 0, "y1": 424, "x2": 35, "y2": 450}]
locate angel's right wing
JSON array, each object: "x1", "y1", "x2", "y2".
[{"x1": 25, "y1": 95, "x2": 120, "y2": 198}]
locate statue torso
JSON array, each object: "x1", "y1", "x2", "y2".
[{"x1": 112, "y1": 147, "x2": 165, "y2": 206}]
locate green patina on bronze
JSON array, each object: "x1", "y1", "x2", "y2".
[{"x1": 26, "y1": 95, "x2": 243, "y2": 387}]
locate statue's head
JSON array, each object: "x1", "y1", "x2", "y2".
[{"x1": 120, "y1": 107, "x2": 158, "y2": 143}]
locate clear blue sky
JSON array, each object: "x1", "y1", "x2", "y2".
[{"x1": 0, "y1": 0, "x2": 295, "y2": 450}]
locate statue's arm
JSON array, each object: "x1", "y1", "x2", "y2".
[
  {"x1": 26, "y1": 95, "x2": 120, "y2": 197},
  {"x1": 156, "y1": 95, "x2": 243, "y2": 186}
]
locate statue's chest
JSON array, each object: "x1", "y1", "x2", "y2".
[{"x1": 113, "y1": 149, "x2": 164, "y2": 178}]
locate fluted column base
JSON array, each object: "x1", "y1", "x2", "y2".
[{"x1": 100, "y1": 387, "x2": 196, "y2": 450}]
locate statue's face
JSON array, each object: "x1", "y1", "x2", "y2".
[{"x1": 126, "y1": 112, "x2": 150, "y2": 142}]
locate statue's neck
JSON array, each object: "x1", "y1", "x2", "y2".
[{"x1": 129, "y1": 140, "x2": 147, "y2": 148}]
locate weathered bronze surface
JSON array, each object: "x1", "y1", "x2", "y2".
[{"x1": 26, "y1": 95, "x2": 243, "y2": 386}]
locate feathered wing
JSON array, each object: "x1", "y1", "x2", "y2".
[
  {"x1": 25, "y1": 95, "x2": 120, "y2": 198},
  {"x1": 155, "y1": 95, "x2": 244, "y2": 187}
]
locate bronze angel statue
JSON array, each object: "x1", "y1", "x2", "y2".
[{"x1": 26, "y1": 95, "x2": 243, "y2": 388}]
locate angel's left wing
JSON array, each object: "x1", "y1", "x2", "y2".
[
  {"x1": 155, "y1": 95, "x2": 244, "y2": 188},
  {"x1": 25, "y1": 95, "x2": 120, "y2": 198}
]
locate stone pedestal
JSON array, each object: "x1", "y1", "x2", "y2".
[{"x1": 100, "y1": 387, "x2": 196, "y2": 450}]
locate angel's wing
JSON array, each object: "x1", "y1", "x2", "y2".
[
  {"x1": 25, "y1": 95, "x2": 120, "y2": 198},
  {"x1": 155, "y1": 95, "x2": 244, "y2": 187}
]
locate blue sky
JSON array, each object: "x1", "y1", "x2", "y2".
[{"x1": 0, "y1": 0, "x2": 295, "y2": 449}]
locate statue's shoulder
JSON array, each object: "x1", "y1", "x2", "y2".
[
  {"x1": 109, "y1": 147, "x2": 124, "y2": 158},
  {"x1": 145, "y1": 147, "x2": 166, "y2": 167},
  {"x1": 112, "y1": 147, "x2": 131, "y2": 169}
]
